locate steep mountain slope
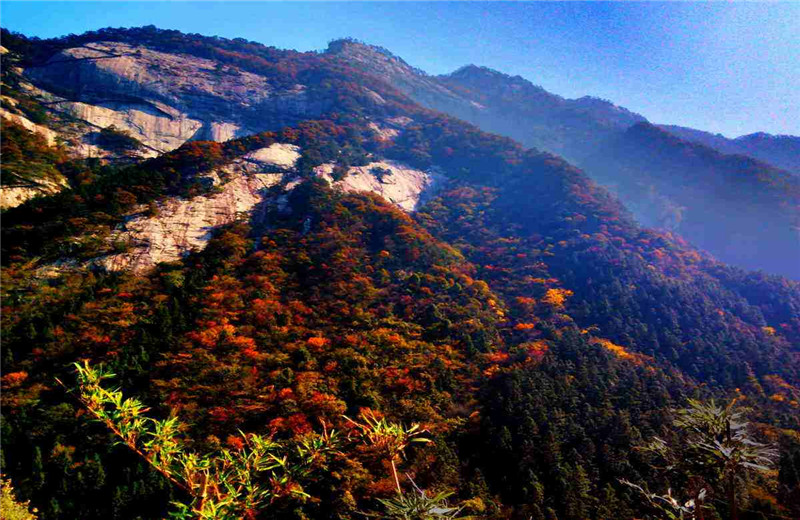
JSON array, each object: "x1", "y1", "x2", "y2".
[
  {"x1": 661, "y1": 124, "x2": 800, "y2": 176},
  {"x1": 326, "y1": 39, "x2": 646, "y2": 164},
  {"x1": 437, "y1": 64, "x2": 646, "y2": 162},
  {"x1": 2, "y1": 27, "x2": 800, "y2": 520},
  {"x1": 0, "y1": 117, "x2": 70, "y2": 208},
  {"x1": 328, "y1": 39, "x2": 800, "y2": 279},
  {"x1": 0, "y1": 28, "x2": 413, "y2": 208},
  {"x1": 7, "y1": 32, "x2": 796, "y2": 278}
]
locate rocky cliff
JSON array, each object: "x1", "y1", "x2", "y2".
[
  {"x1": 22, "y1": 41, "x2": 331, "y2": 155},
  {"x1": 98, "y1": 140, "x2": 440, "y2": 272},
  {"x1": 316, "y1": 160, "x2": 442, "y2": 212},
  {"x1": 0, "y1": 110, "x2": 68, "y2": 209}
]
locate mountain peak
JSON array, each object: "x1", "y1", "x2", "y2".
[
  {"x1": 326, "y1": 38, "x2": 395, "y2": 58},
  {"x1": 448, "y1": 64, "x2": 505, "y2": 78},
  {"x1": 736, "y1": 131, "x2": 777, "y2": 141},
  {"x1": 325, "y1": 38, "x2": 427, "y2": 77},
  {"x1": 443, "y1": 64, "x2": 548, "y2": 93}
]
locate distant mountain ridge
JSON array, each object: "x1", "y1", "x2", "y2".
[
  {"x1": 327, "y1": 38, "x2": 800, "y2": 278},
  {"x1": 326, "y1": 40, "x2": 649, "y2": 164},
  {"x1": 327, "y1": 39, "x2": 799, "y2": 172},
  {"x1": 660, "y1": 124, "x2": 800, "y2": 175},
  {"x1": 586, "y1": 122, "x2": 800, "y2": 277}
]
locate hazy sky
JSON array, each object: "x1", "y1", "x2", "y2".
[{"x1": 2, "y1": 1, "x2": 798, "y2": 137}]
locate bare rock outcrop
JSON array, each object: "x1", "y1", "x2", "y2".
[
  {"x1": 0, "y1": 111, "x2": 70, "y2": 209},
  {"x1": 28, "y1": 42, "x2": 273, "y2": 115},
  {"x1": 95, "y1": 148, "x2": 442, "y2": 272},
  {"x1": 100, "y1": 170, "x2": 282, "y2": 272},
  {"x1": 54, "y1": 101, "x2": 204, "y2": 155},
  {"x1": 97, "y1": 142, "x2": 301, "y2": 271},
  {"x1": 25, "y1": 41, "x2": 332, "y2": 153},
  {"x1": 0, "y1": 109, "x2": 59, "y2": 146},
  {"x1": 244, "y1": 143, "x2": 301, "y2": 170},
  {"x1": 0, "y1": 178, "x2": 69, "y2": 210},
  {"x1": 316, "y1": 159, "x2": 443, "y2": 211}
]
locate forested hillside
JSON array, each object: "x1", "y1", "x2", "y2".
[
  {"x1": 584, "y1": 123, "x2": 800, "y2": 278},
  {"x1": 1, "y1": 26, "x2": 799, "y2": 520}
]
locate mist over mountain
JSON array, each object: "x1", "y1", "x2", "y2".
[
  {"x1": 585, "y1": 122, "x2": 800, "y2": 278},
  {"x1": 1, "y1": 26, "x2": 799, "y2": 520},
  {"x1": 325, "y1": 39, "x2": 646, "y2": 164},
  {"x1": 327, "y1": 39, "x2": 800, "y2": 279}
]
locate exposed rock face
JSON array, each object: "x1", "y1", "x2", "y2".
[
  {"x1": 54, "y1": 100, "x2": 203, "y2": 155},
  {"x1": 10, "y1": 39, "x2": 444, "y2": 268},
  {"x1": 316, "y1": 160, "x2": 443, "y2": 211},
  {"x1": 25, "y1": 41, "x2": 331, "y2": 153},
  {"x1": 0, "y1": 111, "x2": 70, "y2": 209},
  {"x1": 98, "y1": 147, "x2": 441, "y2": 271},
  {"x1": 368, "y1": 121, "x2": 400, "y2": 141},
  {"x1": 244, "y1": 143, "x2": 301, "y2": 170},
  {"x1": 100, "y1": 170, "x2": 281, "y2": 272},
  {"x1": 29, "y1": 41, "x2": 272, "y2": 116},
  {"x1": 0, "y1": 178, "x2": 69, "y2": 210},
  {"x1": 0, "y1": 109, "x2": 59, "y2": 146},
  {"x1": 202, "y1": 122, "x2": 241, "y2": 143},
  {"x1": 98, "y1": 143, "x2": 299, "y2": 272},
  {"x1": 2, "y1": 80, "x2": 121, "y2": 161}
]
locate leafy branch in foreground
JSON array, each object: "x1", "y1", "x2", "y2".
[
  {"x1": 345, "y1": 411, "x2": 466, "y2": 519},
  {"x1": 345, "y1": 409, "x2": 431, "y2": 495},
  {"x1": 623, "y1": 398, "x2": 777, "y2": 520},
  {"x1": 619, "y1": 480, "x2": 704, "y2": 520},
  {"x1": 67, "y1": 361, "x2": 346, "y2": 519},
  {"x1": 65, "y1": 361, "x2": 463, "y2": 520},
  {"x1": 375, "y1": 478, "x2": 464, "y2": 520}
]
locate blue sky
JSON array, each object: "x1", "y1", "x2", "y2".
[{"x1": 2, "y1": 1, "x2": 798, "y2": 137}]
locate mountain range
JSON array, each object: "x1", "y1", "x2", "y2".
[
  {"x1": 327, "y1": 39, "x2": 800, "y2": 279},
  {"x1": 1, "y1": 26, "x2": 799, "y2": 520},
  {"x1": 3, "y1": 32, "x2": 797, "y2": 278}
]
